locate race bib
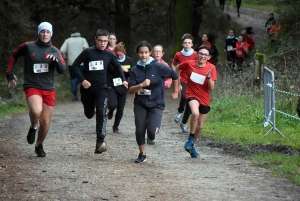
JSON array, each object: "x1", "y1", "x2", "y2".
[
  {"x1": 89, "y1": 60, "x2": 104, "y2": 71},
  {"x1": 236, "y1": 50, "x2": 242, "y2": 55},
  {"x1": 33, "y1": 63, "x2": 49, "y2": 73},
  {"x1": 227, "y1": 45, "x2": 233, "y2": 51},
  {"x1": 190, "y1": 72, "x2": 205, "y2": 85},
  {"x1": 113, "y1": 78, "x2": 122, "y2": 86},
  {"x1": 137, "y1": 88, "x2": 151, "y2": 95}
]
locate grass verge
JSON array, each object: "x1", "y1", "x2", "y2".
[{"x1": 204, "y1": 95, "x2": 300, "y2": 184}]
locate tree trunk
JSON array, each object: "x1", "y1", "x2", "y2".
[{"x1": 115, "y1": 0, "x2": 131, "y2": 56}]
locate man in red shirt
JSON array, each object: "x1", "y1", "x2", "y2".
[{"x1": 176, "y1": 46, "x2": 217, "y2": 158}]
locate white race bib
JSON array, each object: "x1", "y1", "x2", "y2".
[
  {"x1": 113, "y1": 78, "x2": 122, "y2": 86},
  {"x1": 227, "y1": 45, "x2": 233, "y2": 51},
  {"x1": 89, "y1": 60, "x2": 104, "y2": 71},
  {"x1": 236, "y1": 50, "x2": 242, "y2": 55},
  {"x1": 190, "y1": 72, "x2": 205, "y2": 85},
  {"x1": 137, "y1": 88, "x2": 151, "y2": 95},
  {"x1": 33, "y1": 63, "x2": 49, "y2": 73}
]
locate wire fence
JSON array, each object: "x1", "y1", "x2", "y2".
[{"x1": 263, "y1": 67, "x2": 300, "y2": 137}]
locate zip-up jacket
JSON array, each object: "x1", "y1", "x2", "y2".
[
  {"x1": 129, "y1": 60, "x2": 178, "y2": 110},
  {"x1": 6, "y1": 39, "x2": 66, "y2": 91},
  {"x1": 72, "y1": 46, "x2": 126, "y2": 87}
]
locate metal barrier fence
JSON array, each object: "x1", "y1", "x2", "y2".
[{"x1": 263, "y1": 67, "x2": 300, "y2": 137}]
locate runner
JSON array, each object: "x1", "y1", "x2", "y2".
[
  {"x1": 106, "y1": 33, "x2": 117, "y2": 54},
  {"x1": 128, "y1": 41, "x2": 178, "y2": 163},
  {"x1": 236, "y1": 0, "x2": 242, "y2": 17},
  {"x1": 107, "y1": 42, "x2": 133, "y2": 133},
  {"x1": 148, "y1": 44, "x2": 173, "y2": 144},
  {"x1": 224, "y1": 28, "x2": 238, "y2": 69},
  {"x1": 172, "y1": 33, "x2": 197, "y2": 134},
  {"x1": 5, "y1": 22, "x2": 66, "y2": 157},
  {"x1": 72, "y1": 29, "x2": 128, "y2": 154},
  {"x1": 241, "y1": 26, "x2": 255, "y2": 51},
  {"x1": 176, "y1": 46, "x2": 217, "y2": 158},
  {"x1": 235, "y1": 34, "x2": 249, "y2": 69}
]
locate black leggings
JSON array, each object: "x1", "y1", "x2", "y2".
[
  {"x1": 107, "y1": 89, "x2": 127, "y2": 129},
  {"x1": 134, "y1": 104, "x2": 163, "y2": 146},
  {"x1": 178, "y1": 82, "x2": 187, "y2": 113},
  {"x1": 80, "y1": 86, "x2": 108, "y2": 143}
]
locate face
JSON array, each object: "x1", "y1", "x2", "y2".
[
  {"x1": 95, "y1": 36, "x2": 109, "y2": 50},
  {"x1": 115, "y1": 51, "x2": 124, "y2": 60},
  {"x1": 39, "y1": 30, "x2": 51, "y2": 43},
  {"x1": 241, "y1": 29, "x2": 246, "y2": 34},
  {"x1": 109, "y1": 35, "x2": 117, "y2": 47},
  {"x1": 238, "y1": 36, "x2": 244, "y2": 43},
  {"x1": 182, "y1": 39, "x2": 193, "y2": 51},
  {"x1": 152, "y1": 46, "x2": 164, "y2": 62},
  {"x1": 196, "y1": 49, "x2": 211, "y2": 64},
  {"x1": 228, "y1": 30, "x2": 234, "y2": 36},
  {"x1": 138, "y1": 46, "x2": 151, "y2": 63},
  {"x1": 202, "y1": 34, "x2": 208, "y2": 42}
]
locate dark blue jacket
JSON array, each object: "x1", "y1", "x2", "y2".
[{"x1": 129, "y1": 60, "x2": 178, "y2": 110}]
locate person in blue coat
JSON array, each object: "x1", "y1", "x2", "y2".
[{"x1": 128, "y1": 41, "x2": 179, "y2": 163}]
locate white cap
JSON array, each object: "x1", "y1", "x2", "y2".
[{"x1": 38, "y1": 22, "x2": 53, "y2": 36}]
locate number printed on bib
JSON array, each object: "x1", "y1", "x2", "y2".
[
  {"x1": 89, "y1": 61, "x2": 104, "y2": 71},
  {"x1": 33, "y1": 63, "x2": 49, "y2": 73},
  {"x1": 190, "y1": 72, "x2": 205, "y2": 85},
  {"x1": 113, "y1": 78, "x2": 123, "y2": 86}
]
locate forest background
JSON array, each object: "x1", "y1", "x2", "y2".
[{"x1": 0, "y1": 0, "x2": 300, "y2": 184}]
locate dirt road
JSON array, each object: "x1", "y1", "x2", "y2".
[{"x1": 1, "y1": 87, "x2": 300, "y2": 201}]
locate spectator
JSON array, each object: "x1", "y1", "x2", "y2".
[{"x1": 60, "y1": 27, "x2": 89, "y2": 101}]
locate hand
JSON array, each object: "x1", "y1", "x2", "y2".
[
  {"x1": 206, "y1": 66, "x2": 213, "y2": 78},
  {"x1": 47, "y1": 54, "x2": 58, "y2": 62},
  {"x1": 6, "y1": 75, "x2": 18, "y2": 88},
  {"x1": 164, "y1": 78, "x2": 172, "y2": 88},
  {"x1": 241, "y1": 43, "x2": 244, "y2": 47},
  {"x1": 82, "y1": 80, "x2": 91, "y2": 89},
  {"x1": 171, "y1": 92, "x2": 178, "y2": 99},
  {"x1": 141, "y1": 79, "x2": 150, "y2": 87},
  {"x1": 123, "y1": 81, "x2": 128, "y2": 89}
]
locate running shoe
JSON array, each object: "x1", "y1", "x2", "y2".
[
  {"x1": 35, "y1": 144, "x2": 46, "y2": 157},
  {"x1": 135, "y1": 153, "x2": 147, "y2": 163},
  {"x1": 180, "y1": 123, "x2": 188, "y2": 133},
  {"x1": 113, "y1": 127, "x2": 121, "y2": 133},
  {"x1": 94, "y1": 142, "x2": 108, "y2": 154},
  {"x1": 184, "y1": 136, "x2": 194, "y2": 153},
  {"x1": 27, "y1": 126, "x2": 37, "y2": 144},
  {"x1": 190, "y1": 145, "x2": 200, "y2": 158},
  {"x1": 174, "y1": 112, "x2": 182, "y2": 123},
  {"x1": 147, "y1": 137, "x2": 155, "y2": 145}
]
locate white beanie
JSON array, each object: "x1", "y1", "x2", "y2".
[{"x1": 38, "y1": 22, "x2": 53, "y2": 36}]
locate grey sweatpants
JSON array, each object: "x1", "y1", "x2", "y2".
[{"x1": 134, "y1": 104, "x2": 163, "y2": 146}]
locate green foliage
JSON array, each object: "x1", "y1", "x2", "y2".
[{"x1": 205, "y1": 95, "x2": 300, "y2": 149}]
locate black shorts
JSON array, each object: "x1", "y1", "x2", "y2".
[{"x1": 187, "y1": 97, "x2": 211, "y2": 114}]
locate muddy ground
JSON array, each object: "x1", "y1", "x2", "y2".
[
  {"x1": 1, "y1": 6, "x2": 300, "y2": 201},
  {"x1": 1, "y1": 87, "x2": 300, "y2": 201}
]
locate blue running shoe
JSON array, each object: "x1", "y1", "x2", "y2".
[
  {"x1": 184, "y1": 136, "x2": 194, "y2": 153},
  {"x1": 135, "y1": 153, "x2": 147, "y2": 163},
  {"x1": 174, "y1": 112, "x2": 182, "y2": 123},
  {"x1": 180, "y1": 123, "x2": 188, "y2": 133},
  {"x1": 190, "y1": 145, "x2": 200, "y2": 158}
]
